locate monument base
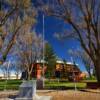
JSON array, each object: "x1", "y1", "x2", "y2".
[
  {"x1": 15, "y1": 95, "x2": 52, "y2": 100},
  {"x1": 36, "y1": 78, "x2": 44, "y2": 89},
  {"x1": 15, "y1": 94, "x2": 39, "y2": 100},
  {"x1": 15, "y1": 80, "x2": 52, "y2": 100}
]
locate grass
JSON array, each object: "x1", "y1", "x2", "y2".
[
  {"x1": 0, "y1": 79, "x2": 88, "y2": 91},
  {"x1": 82, "y1": 79, "x2": 97, "y2": 82},
  {"x1": 82, "y1": 77, "x2": 97, "y2": 82},
  {"x1": 45, "y1": 81, "x2": 86, "y2": 89},
  {"x1": 0, "y1": 78, "x2": 98, "y2": 91},
  {"x1": 0, "y1": 79, "x2": 22, "y2": 90}
]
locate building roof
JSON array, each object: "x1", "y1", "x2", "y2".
[
  {"x1": 36, "y1": 59, "x2": 79, "y2": 66},
  {"x1": 56, "y1": 60, "x2": 78, "y2": 65},
  {"x1": 56, "y1": 60, "x2": 64, "y2": 64},
  {"x1": 36, "y1": 60, "x2": 47, "y2": 63}
]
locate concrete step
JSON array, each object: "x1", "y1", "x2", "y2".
[{"x1": 15, "y1": 96, "x2": 52, "y2": 100}]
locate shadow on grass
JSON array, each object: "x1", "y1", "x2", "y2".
[{"x1": 44, "y1": 86, "x2": 86, "y2": 90}]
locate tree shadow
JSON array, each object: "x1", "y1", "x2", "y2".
[
  {"x1": 79, "y1": 89, "x2": 100, "y2": 94},
  {"x1": 8, "y1": 94, "x2": 18, "y2": 99}
]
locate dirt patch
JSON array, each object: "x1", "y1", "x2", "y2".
[
  {"x1": 37, "y1": 90, "x2": 100, "y2": 100},
  {"x1": 0, "y1": 90, "x2": 100, "y2": 100}
]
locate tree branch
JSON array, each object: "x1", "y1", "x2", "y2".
[{"x1": 0, "y1": 1, "x2": 18, "y2": 27}]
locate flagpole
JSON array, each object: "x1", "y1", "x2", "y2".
[
  {"x1": 43, "y1": 14, "x2": 45, "y2": 67},
  {"x1": 42, "y1": 14, "x2": 45, "y2": 88}
]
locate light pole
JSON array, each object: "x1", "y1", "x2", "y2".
[
  {"x1": 4, "y1": 60, "x2": 10, "y2": 91},
  {"x1": 71, "y1": 57, "x2": 77, "y2": 91}
]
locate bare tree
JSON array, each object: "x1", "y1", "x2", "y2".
[
  {"x1": 11, "y1": 61, "x2": 22, "y2": 79},
  {"x1": 68, "y1": 49, "x2": 93, "y2": 78},
  {"x1": 15, "y1": 32, "x2": 43, "y2": 80},
  {"x1": 0, "y1": 0, "x2": 36, "y2": 63},
  {"x1": 37, "y1": 0, "x2": 100, "y2": 83},
  {"x1": 1, "y1": 61, "x2": 13, "y2": 79}
]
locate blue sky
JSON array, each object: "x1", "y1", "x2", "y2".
[
  {"x1": 35, "y1": 13, "x2": 86, "y2": 71},
  {"x1": 0, "y1": 13, "x2": 86, "y2": 72},
  {"x1": 0, "y1": 5, "x2": 86, "y2": 72}
]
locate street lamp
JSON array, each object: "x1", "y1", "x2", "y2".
[
  {"x1": 71, "y1": 57, "x2": 77, "y2": 91},
  {"x1": 4, "y1": 60, "x2": 11, "y2": 91}
]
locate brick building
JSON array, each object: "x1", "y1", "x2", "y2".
[
  {"x1": 55, "y1": 60, "x2": 84, "y2": 81},
  {"x1": 31, "y1": 60, "x2": 83, "y2": 81}
]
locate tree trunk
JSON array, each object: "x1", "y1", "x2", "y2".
[
  {"x1": 16, "y1": 73, "x2": 19, "y2": 79},
  {"x1": 28, "y1": 72, "x2": 31, "y2": 80},
  {"x1": 94, "y1": 60, "x2": 100, "y2": 84},
  {"x1": 88, "y1": 69, "x2": 92, "y2": 78}
]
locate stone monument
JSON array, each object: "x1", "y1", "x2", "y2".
[{"x1": 15, "y1": 80, "x2": 52, "y2": 100}]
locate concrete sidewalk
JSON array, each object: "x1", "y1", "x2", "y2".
[{"x1": 0, "y1": 90, "x2": 53, "y2": 100}]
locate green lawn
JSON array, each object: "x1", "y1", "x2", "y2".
[
  {"x1": 0, "y1": 80, "x2": 22, "y2": 90},
  {"x1": 0, "y1": 79, "x2": 98, "y2": 91},
  {"x1": 82, "y1": 80, "x2": 97, "y2": 82},
  {"x1": 0, "y1": 79, "x2": 88, "y2": 91},
  {"x1": 45, "y1": 81, "x2": 86, "y2": 89}
]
